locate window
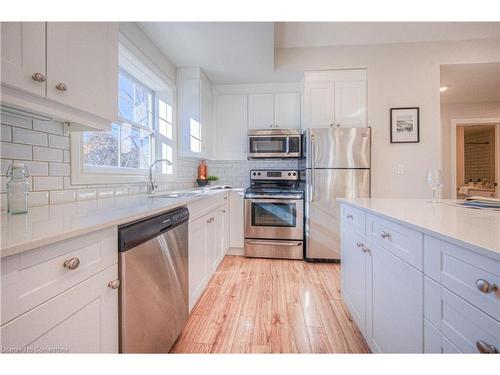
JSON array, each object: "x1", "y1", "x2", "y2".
[
  {"x1": 189, "y1": 118, "x2": 201, "y2": 153},
  {"x1": 72, "y1": 43, "x2": 176, "y2": 185}
]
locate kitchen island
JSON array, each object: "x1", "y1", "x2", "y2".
[{"x1": 338, "y1": 198, "x2": 499, "y2": 354}]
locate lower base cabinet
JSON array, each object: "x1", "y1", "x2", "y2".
[{"x1": 0, "y1": 265, "x2": 118, "y2": 353}]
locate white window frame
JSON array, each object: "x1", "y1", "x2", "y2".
[{"x1": 71, "y1": 42, "x2": 177, "y2": 185}]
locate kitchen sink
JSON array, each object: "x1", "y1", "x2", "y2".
[{"x1": 153, "y1": 191, "x2": 203, "y2": 198}]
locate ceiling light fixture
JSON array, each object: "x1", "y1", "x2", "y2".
[{"x1": 440, "y1": 86, "x2": 448, "y2": 92}]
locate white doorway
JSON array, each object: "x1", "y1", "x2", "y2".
[{"x1": 451, "y1": 118, "x2": 500, "y2": 199}]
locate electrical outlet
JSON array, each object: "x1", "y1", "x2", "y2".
[{"x1": 397, "y1": 164, "x2": 405, "y2": 175}]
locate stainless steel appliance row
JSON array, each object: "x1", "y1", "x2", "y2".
[
  {"x1": 244, "y1": 170, "x2": 304, "y2": 260},
  {"x1": 118, "y1": 207, "x2": 189, "y2": 353},
  {"x1": 302, "y1": 127, "x2": 371, "y2": 261}
]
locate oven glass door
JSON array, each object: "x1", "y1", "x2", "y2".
[
  {"x1": 245, "y1": 198, "x2": 303, "y2": 240},
  {"x1": 249, "y1": 137, "x2": 287, "y2": 156}
]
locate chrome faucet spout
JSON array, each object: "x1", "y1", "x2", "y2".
[{"x1": 147, "y1": 159, "x2": 172, "y2": 195}]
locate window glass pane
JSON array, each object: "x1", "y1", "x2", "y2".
[
  {"x1": 134, "y1": 85, "x2": 153, "y2": 128},
  {"x1": 159, "y1": 100, "x2": 167, "y2": 120},
  {"x1": 166, "y1": 104, "x2": 173, "y2": 123},
  {"x1": 83, "y1": 124, "x2": 120, "y2": 167},
  {"x1": 161, "y1": 143, "x2": 173, "y2": 174},
  {"x1": 120, "y1": 123, "x2": 151, "y2": 169},
  {"x1": 159, "y1": 118, "x2": 173, "y2": 140},
  {"x1": 119, "y1": 96, "x2": 134, "y2": 122}
]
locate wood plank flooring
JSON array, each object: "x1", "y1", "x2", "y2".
[{"x1": 171, "y1": 255, "x2": 370, "y2": 354}]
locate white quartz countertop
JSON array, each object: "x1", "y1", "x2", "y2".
[
  {"x1": 1, "y1": 187, "x2": 243, "y2": 258},
  {"x1": 338, "y1": 198, "x2": 500, "y2": 258}
]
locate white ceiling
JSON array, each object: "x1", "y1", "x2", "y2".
[
  {"x1": 440, "y1": 63, "x2": 500, "y2": 104},
  {"x1": 138, "y1": 22, "x2": 302, "y2": 85},
  {"x1": 275, "y1": 22, "x2": 500, "y2": 48}
]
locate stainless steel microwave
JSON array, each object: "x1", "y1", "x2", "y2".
[{"x1": 247, "y1": 129, "x2": 301, "y2": 159}]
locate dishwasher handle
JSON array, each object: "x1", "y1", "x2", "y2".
[{"x1": 118, "y1": 207, "x2": 189, "y2": 252}]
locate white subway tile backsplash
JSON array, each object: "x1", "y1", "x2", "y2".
[
  {"x1": 33, "y1": 146, "x2": 63, "y2": 162},
  {"x1": 1, "y1": 159, "x2": 12, "y2": 175},
  {"x1": 49, "y1": 162, "x2": 70, "y2": 176},
  {"x1": 48, "y1": 134, "x2": 69, "y2": 149},
  {"x1": 0, "y1": 193, "x2": 6, "y2": 210},
  {"x1": 97, "y1": 187, "x2": 115, "y2": 199},
  {"x1": 1, "y1": 125, "x2": 12, "y2": 142},
  {"x1": 32, "y1": 120, "x2": 64, "y2": 135},
  {"x1": 50, "y1": 190, "x2": 77, "y2": 204},
  {"x1": 77, "y1": 189, "x2": 97, "y2": 201},
  {"x1": 114, "y1": 187, "x2": 129, "y2": 197},
  {"x1": 63, "y1": 150, "x2": 70, "y2": 163},
  {"x1": 28, "y1": 191, "x2": 49, "y2": 207},
  {"x1": 1, "y1": 113, "x2": 32, "y2": 129},
  {"x1": 1, "y1": 142, "x2": 32, "y2": 160},
  {"x1": 16, "y1": 160, "x2": 49, "y2": 176},
  {"x1": 12, "y1": 127, "x2": 48, "y2": 147},
  {"x1": 33, "y1": 176, "x2": 64, "y2": 191}
]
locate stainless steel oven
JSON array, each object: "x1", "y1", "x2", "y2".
[
  {"x1": 248, "y1": 129, "x2": 301, "y2": 159},
  {"x1": 244, "y1": 170, "x2": 304, "y2": 260}
]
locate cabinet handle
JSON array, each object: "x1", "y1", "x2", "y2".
[
  {"x1": 380, "y1": 231, "x2": 391, "y2": 240},
  {"x1": 476, "y1": 340, "x2": 498, "y2": 354},
  {"x1": 346, "y1": 214, "x2": 353, "y2": 220},
  {"x1": 356, "y1": 242, "x2": 363, "y2": 248},
  {"x1": 361, "y1": 245, "x2": 371, "y2": 254},
  {"x1": 476, "y1": 279, "x2": 498, "y2": 294},
  {"x1": 222, "y1": 210, "x2": 226, "y2": 213},
  {"x1": 63, "y1": 257, "x2": 80, "y2": 270},
  {"x1": 31, "y1": 72, "x2": 45, "y2": 82},
  {"x1": 108, "y1": 279, "x2": 121, "y2": 290},
  {"x1": 55, "y1": 82, "x2": 68, "y2": 91}
]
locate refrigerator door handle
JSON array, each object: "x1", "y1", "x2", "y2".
[{"x1": 311, "y1": 135, "x2": 316, "y2": 202}]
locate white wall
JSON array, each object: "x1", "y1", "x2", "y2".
[
  {"x1": 441, "y1": 101, "x2": 500, "y2": 197},
  {"x1": 275, "y1": 38, "x2": 500, "y2": 199}
]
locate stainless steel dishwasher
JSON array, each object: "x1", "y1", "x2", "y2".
[{"x1": 118, "y1": 207, "x2": 189, "y2": 353}]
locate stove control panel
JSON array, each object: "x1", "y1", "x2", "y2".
[{"x1": 250, "y1": 170, "x2": 299, "y2": 181}]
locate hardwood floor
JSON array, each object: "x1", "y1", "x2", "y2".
[{"x1": 171, "y1": 255, "x2": 370, "y2": 354}]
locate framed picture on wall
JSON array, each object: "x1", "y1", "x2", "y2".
[{"x1": 390, "y1": 107, "x2": 420, "y2": 143}]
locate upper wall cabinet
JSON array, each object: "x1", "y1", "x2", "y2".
[
  {"x1": 248, "y1": 92, "x2": 301, "y2": 129},
  {"x1": 177, "y1": 68, "x2": 214, "y2": 159},
  {"x1": 304, "y1": 70, "x2": 367, "y2": 129},
  {"x1": 1, "y1": 22, "x2": 118, "y2": 131}
]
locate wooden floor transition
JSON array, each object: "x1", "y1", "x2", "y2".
[{"x1": 171, "y1": 255, "x2": 370, "y2": 354}]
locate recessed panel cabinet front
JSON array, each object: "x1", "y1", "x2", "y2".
[
  {"x1": 188, "y1": 215, "x2": 208, "y2": 311},
  {"x1": 46, "y1": 22, "x2": 118, "y2": 123}
]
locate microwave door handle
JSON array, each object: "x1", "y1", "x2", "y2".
[{"x1": 286, "y1": 136, "x2": 290, "y2": 155}]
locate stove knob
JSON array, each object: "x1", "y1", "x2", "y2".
[
  {"x1": 252, "y1": 172, "x2": 256, "y2": 176},
  {"x1": 288, "y1": 172, "x2": 291, "y2": 176},
  {"x1": 293, "y1": 172, "x2": 297, "y2": 176},
  {"x1": 257, "y1": 172, "x2": 261, "y2": 176}
]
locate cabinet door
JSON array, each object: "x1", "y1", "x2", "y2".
[
  {"x1": 366, "y1": 241, "x2": 423, "y2": 353},
  {"x1": 334, "y1": 80, "x2": 367, "y2": 127},
  {"x1": 229, "y1": 190, "x2": 245, "y2": 248},
  {"x1": 207, "y1": 210, "x2": 222, "y2": 273},
  {"x1": 304, "y1": 81, "x2": 334, "y2": 128},
  {"x1": 341, "y1": 225, "x2": 367, "y2": 335},
  {"x1": 188, "y1": 216, "x2": 208, "y2": 311},
  {"x1": 0, "y1": 265, "x2": 118, "y2": 353},
  {"x1": 46, "y1": 22, "x2": 118, "y2": 122},
  {"x1": 1, "y1": 22, "x2": 46, "y2": 97},
  {"x1": 200, "y1": 78, "x2": 213, "y2": 158},
  {"x1": 221, "y1": 203, "x2": 230, "y2": 256},
  {"x1": 248, "y1": 93, "x2": 274, "y2": 129},
  {"x1": 214, "y1": 94, "x2": 248, "y2": 160},
  {"x1": 274, "y1": 92, "x2": 301, "y2": 129}
]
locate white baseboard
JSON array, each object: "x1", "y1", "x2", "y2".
[{"x1": 226, "y1": 247, "x2": 244, "y2": 256}]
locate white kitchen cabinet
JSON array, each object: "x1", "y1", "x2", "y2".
[
  {"x1": 304, "y1": 70, "x2": 367, "y2": 129},
  {"x1": 0, "y1": 22, "x2": 46, "y2": 97},
  {"x1": 188, "y1": 215, "x2": 209, "y2": 310},
  {"x1": 248, "y1": 93, "x2": 274, "y2": 129},
  {"x1": 340, "y1": 225, "x2": 368, "y2": 336},
  {"x1": 366, "y1": 240, "x2": 423, "y2": 353},
  {"x1": 213, "y1": 94, "x2": 248, "y2": 160},
  {"x1": 0, "y1": 22, "x2": 118, "y2": 131},
  {"x1": 229, "y1": 190, "x2": 245, "y2": 249},
  {"x1": 177, "y1": 68, "x2": 213, "y2": 158},
  {"x1": 248, "y1": 92, "x2": 301, "y2": 130},
  {"x1": 0, "y1": 265, "x2": 118, "y2": 353},
  {"x1": 274, "y1": 92, "x2": 301, "y2": 129},
  {"x1": 221, "y1": 201, "x2": 230, "y2": 255}
]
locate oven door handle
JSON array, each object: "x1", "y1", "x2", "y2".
[{"x1": 246, "y1": 240, "x2": 303, "y2": 247}]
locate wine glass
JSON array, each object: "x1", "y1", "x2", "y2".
[{"x1": 426, "y1": 170, "x2": 444, "y2": 203}]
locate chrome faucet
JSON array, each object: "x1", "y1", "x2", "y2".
[{"x1": 147, "y1": 159, "x2": 172, "y2": 195}]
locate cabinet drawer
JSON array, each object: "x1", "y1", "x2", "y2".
[
  {"x1": 341, "y1": 204, "x2": 366, "y2": 236},
  {"x1": 188, "y1": 194, "x2": 223, "y2": 222},
  {"x1": 424, "y1": 276, "x2": 500, "y2": 353},
  {"x1": 424, "y1": 319, "x2": 461, "y2": 353},
  {"x1": 1, "y1": 264, "x2": 118, "y2": 353},
  {"x1": 1, "y1": 227, "x2": 117, "y2": 325},
  {"x1": 366, "y1": 213, "x2": 423, "y2": 270},
  {"x1": 424, "y1": 235, "x2": 500, "y2": 321}
]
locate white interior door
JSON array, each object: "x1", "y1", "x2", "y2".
[
  {"x1": 1, "y1": 22, "x2": 46, "y2": 97},
  {"x1": 248, "y1": 93, "x2": 274, "y2": 129}
]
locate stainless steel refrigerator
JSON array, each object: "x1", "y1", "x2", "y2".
[{"x1": 302, "y1": 127, "x2": 371, "y2": 261}]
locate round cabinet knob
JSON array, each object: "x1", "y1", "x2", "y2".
[
  {"x1": 346, "y1": 214, "x2": 353, "y2": 220},
  {"x1": 108, "y1": 279, "x2": 120, "y2": 290},
  {"x1": 476, "y1": 279, "x2": 498, "y2": 294},
  {"x1": 55, "y1": 82, "x2": 67, "y2": 91},
  {"x1": 63, "y1": 257, "x2": 80, "y2": 270},
  {"x1": 361, "y1": 245, "x2": 371, "y2": 253},
  {"x1": 356, "y1": 242, "x2": 363, "y2": 248},
  {"x1": 380, "y1": 231, "x2": 391, "y2": 239},
  {"x1": 476, "y1": 340, "x2": 498, "y2": 354},
  {"x1": 31, "y1": 72, "x2": 45, "y2": 82}
]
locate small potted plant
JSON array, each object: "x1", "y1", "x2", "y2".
[{"x1": 207, "y1": 175, "x2": 219, "y2": 185}]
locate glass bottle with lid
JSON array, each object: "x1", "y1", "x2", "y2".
[{"x1": 6, "y1": 162, "x2": 29, "y2": 215}]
